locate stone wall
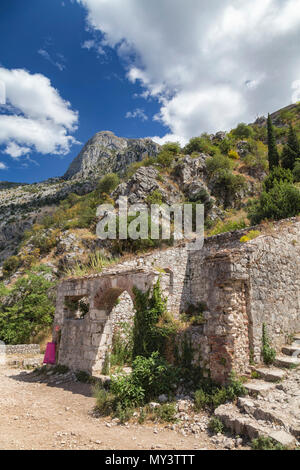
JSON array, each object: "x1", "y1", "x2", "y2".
[
  {"x1": 5, "y1": 344, "x2": 41, "y2": 355},
  {"x1": 53, "y1": 218, "x2": 300, "y2": 383}
]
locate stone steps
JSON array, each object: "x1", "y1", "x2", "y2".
[
  {"x1": 282, "y1": 345, "x2": 300, "y2": 356},
  {"x1": 254, "y1": 367, "x2": 287, "y2": 382},
  {"x1": 214, "y1": 404, "x2": 296, "y2": 448},
  {"x1": 237, "y1": 397, "x2": 299, "y2": 437},
  {"x1": 215, "y1": 334, "x2": 300, "y2": 447},
  {"x1": 275, "y1": 355, "x2": 300, "y2": 368},
  {"x1": 244, "y1": 380, "x2": 276, "y2": 396}
]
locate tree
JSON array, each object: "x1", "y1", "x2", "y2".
[
  {"x1": 0, "y1": 274, "x2": 56, "y2": 344},
  {"x1": 248, "y1": 180, "x2": 300, "y2": 225},
  {"x1": 281, "y1": 124, "x2": 300, "y2": 171},
  {"x1": 267, "y1": 114, "x2": 279, "y2": 171},
  {"x1": 231, "y1": 122, "x2": 253, "y2": 139},
  {"x1": 263, "y1": 166, "x2": 293, "y2": 193}
]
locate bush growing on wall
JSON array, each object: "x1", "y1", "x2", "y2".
[{"x1": 132, "y1": 280, "x2": 177, "y2": 358}]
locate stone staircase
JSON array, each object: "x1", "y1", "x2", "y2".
[{"x1": 215, "y1": 333, "x2": 300, "y2": 448}]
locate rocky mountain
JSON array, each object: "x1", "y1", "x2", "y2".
[
  {"x1": 63, "y1": 131, "x2": 160, "y2": 180},
  {"x1": 1, "y1": 102, "x2": 299, "y2": 278}
]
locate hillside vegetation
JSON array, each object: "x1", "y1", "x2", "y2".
[{"x1": 0, "y1": 103, "x2": 300, "y2": 344}]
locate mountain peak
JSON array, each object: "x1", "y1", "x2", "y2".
[{"x1": 63, "y1": 131, "x2": 160, "y2": 181}]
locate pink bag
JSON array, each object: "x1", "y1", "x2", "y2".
[{"x1": 43, "y1": 342, "x2": 56, "y2": 365}]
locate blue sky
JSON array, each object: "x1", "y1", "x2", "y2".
[
  {"x1": 0, "y1": 0, "x2": 165, "y2": 183},
  {"x1": 0, "y1": 0, "x2": 300, "y2": 183}
]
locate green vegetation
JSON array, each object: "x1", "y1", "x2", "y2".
[
  {"x1": 184, "y1": 135, "x2": 219, "y2": 156},
  {"x1": 64, "y1": 252, "x2": 117, "y2": 277},
  {"x1": 208, "y1": 417, "x2": 224, "y2": 434},
  {"x1": 267, "y1": 114, "x2": 280, "y2": 170},
  {"x1": 262, "y1": 323, "x2": 276, "y2": 365},
  {"x1": 231, "y1": 122, "x2": 254, "y2": 139},
  {"x1": 97, "y1": 173, "x2": 120, "y2": 195},
  {"x1": 251, "y1": 436, "x2": 286, "y2": 451},
  {"x1": 248, "y1": 180, "x2": 300, "y2": 225},
  {"x1": 194, "y1": 372, "x2": 246, "y2": 411},
  {"x1": 132, "y1": 280, "x2": 178, "y2": 358},
  {"x1": 0, "y1": 269, "x2": 56, "y2": 344},
  {"x1": 154, "y1": 403, "x2": 177, "y2": 423},
  {"x1": 240, "y1": 230, "x2": 261, "y2": 243},
  {"x1": 281, "y1": 124, "x2": 300, "y2": 171}
]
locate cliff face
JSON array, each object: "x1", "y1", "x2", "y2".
[{"x1": 63, "y1": 131, "x2": 160, "y2": 180}]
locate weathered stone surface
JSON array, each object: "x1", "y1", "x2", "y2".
[
  {"x1": 282, "y1": 345, "x2": 300, "y2": 356},
  {"x1": 244, "y1": 380, "x2": 276, "y2": 397},
  {"x1": 254, "y1": 367, "x2": 287, "y2": 382},
  {"x1": 275, "y1": 355, "x2": 300, "y2": 368},
  {"x1": 64, "y1": 131, "x2": 160, "y2": 180},
  {"x1": 269, "y1": 430, "x2": 296, "y2": 448}
]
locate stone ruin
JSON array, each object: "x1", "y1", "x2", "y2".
[{"x1": 53, "y1": 218, "x2": 300, "y2": 384}]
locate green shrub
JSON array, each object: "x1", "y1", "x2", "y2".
[
  {"x1": 194, "y1": 389, "x2": 209, "y2": 410},
  {"x1": 110, "y1": 325, "x2": 133, "y2": 368},
  {"x1": 2, "y1": 256, "x2": 22, "y2": 277},
  {"x1": 131, "y1": 352, "x2": 177, "y2": 401},
  {"x1": 0, "y1": 273, "x2": 56, "y2": 344},
  {"x1": 209, "y1": 218, "x2": 248, "y2": 236},
  {"x1": 157, "y1": 151, "x2": 174, "y2": 168},
  {"x1": 97, "y1": 173, "x2": 120, "y2": 195},
  {"x1": 249, "y1": 181, "x2": 300, "y2": 225},
  {"x1": 154, "y1": 403, "x2": 177, "y2": 423},
  {"x1": 161, "y1": 142, "x2": 181, "y2": 155},
  {"x1": 208, "y1": 417, "x2": 224, "y2": 434},
  {"x1": 262, "y1": 324, "x2": 276, "y2": 365},
  {"x1": 184, "y1": 136, "x2": 218, "y2": 156},
  {"x1": 115, "y1": 403, "x2": 134, "y2": 424},
  {"x1": 231, "y1": 123, "x2": 254, "y2": 139},
  {"x1": 146, "y1": 189, "x2": 163, "y2": 205},
  {"x1": 206, "y1": 154, "x2": 234, "y2": 175},
  {"x1": 75, "y1": 370, "x2": 94, "y2": 384},
  {"x1": 251, "y1": 436, "x2": 286, "y2": 451},
  {"x1": 110, "y1": 373, "x2": 145, "y2": 409},
  {"x1": 110, "y1": 352, "x2": 178, "y2": 409},
  {"x1": 263, "y1": 167, "x2": 294, "y2": 192},
  {"x1": 210, "y1": 169, "x2": 247, "y2": 208},
  {"x1": 94, "y1": 386, "x2": 116, "y2": 416},
  {"x1": 293, "y1": 160, "x2": 300, "y2": 182},
  {"x1": 194, "y1": 373, "x2": 246, "y2": 411}
]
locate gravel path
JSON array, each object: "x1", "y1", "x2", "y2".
[{"x1": 0, "y1": 364, "x2": 216, "y2": 450}]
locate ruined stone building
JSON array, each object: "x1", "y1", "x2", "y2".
[{"x1": 53, "y1": 218, "x2": 300, "y2": 383}]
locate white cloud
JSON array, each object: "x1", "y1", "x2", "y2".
[
  {"x1": 0, "y1": 162, "x2": 7, "y2": 170},
  {"x1": 77, "y1": 0, "x2": 300, "y2": 141},
  {"x1": 38, "y1": 49, "x2": 66, "y2": 71},
  {"x1": 3, "y1": 142, "x2": 30, "y2": 158},
  {"x1": 82, "y1": 39, "x2": 105, "y2": 55},
  {"x1": 292, "y1": 80, "x2": 300, "y2": 103},
  {"x1": 125, "y1": 108, "x2": 148, "y2": 121},
  {"x1": 0, "y1": 67, "x2": 79, "y2": 157}
]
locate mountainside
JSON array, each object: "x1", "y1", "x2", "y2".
[
  {"x1": 0, "y1": 102, "x2": 300, "y2": 280},
  {"x1": 63, "y1": 131, "x2": 160, "y2": 180}
]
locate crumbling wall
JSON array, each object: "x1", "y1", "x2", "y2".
[{"x1": 54, "y1": 218, "x2": 300, "y2": 383}]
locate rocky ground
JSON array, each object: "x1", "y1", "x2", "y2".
[{"x1": 0, "y1": 363, "x2": 248, "y2": 451}]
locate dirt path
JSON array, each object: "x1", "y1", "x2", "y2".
[{"x1": 0, "y1": 365, "x2": 216, "y2": 450}]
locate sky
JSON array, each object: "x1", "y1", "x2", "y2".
[{"x1": 0, "y1": 0, "x2": 300, "y2": 183}]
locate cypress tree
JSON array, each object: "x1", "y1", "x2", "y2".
[
  {"x1": 267, "y1": 114, "x2": 279, "y2": 171},
  {"x1": 281, "y1": 124, "x2": 299, "y2": 170}
]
